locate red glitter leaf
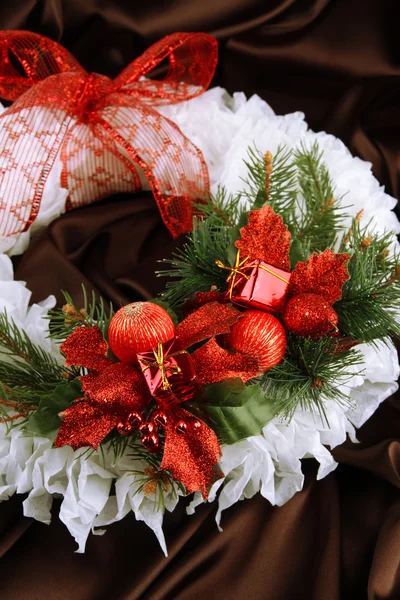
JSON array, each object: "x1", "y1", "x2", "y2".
[
  {"x1": 175, "y1": 302, "x2": 241, "y2": 349},
  {"x1": 161, "y1": 407, "x2": 221, "y2": 498},
  {"x1": 55, "y1": 363, "x2": 150, "y2": 450},
  {"x1": 182, "y1": 291, "x2": 227, "y2": 316},
  {"x1": 61, "y1": 326, "x2": 111, "y2": 372},
  {"x1": 235, "y1": 205, "x2": 291, "y2": 270},
  {"x1": 80, "y1": 362, "x2": 150, "y2": 409},
  {"x1": 191, "y1": 338, "x2": 260, "y2": 384},
  {"x1": 288, "y1": 250, "x2": 350, "y2": 305},
  {"x1": 54, "y1": 399, "x2": 121, "y2": 450}
]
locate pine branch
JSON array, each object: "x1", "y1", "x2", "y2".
[
  {"x1": 0, "y1": 310, "x2": 66, "y2": 390},
  {"x1": 241, "y1": 143, "x2": 349, "y2": 265},
  {"x1": 336, "y1": 219, "x2": 400, "y2": 342},
  {"x1": 292, "y1": 142, "x2": 347, "y2": 255},
  {"x1": 259, "y1": 335, "x2": 363, "y2": 423},
  {"x1": 242, "y1": 145, "x2": 298, "y2": 227},
  {"x1": 48, "y1": 286, "x2": 114, "y2": 342},
  {"x1": 158, "y1": 213, "x2": 234, "y2": 310}
]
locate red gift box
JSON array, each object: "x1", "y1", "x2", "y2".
[
  {"x1": 137, "y1": 338, "x2": 198, "y2": 405},
  {"x1": 227, "y1": 259, "x2": 291, "y2": 313}
]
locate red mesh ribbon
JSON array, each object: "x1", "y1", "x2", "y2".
[{"x1": 0, "y1": 31, "x2": 218, "y2": 238}]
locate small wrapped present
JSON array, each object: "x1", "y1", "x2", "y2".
[
  {"x1": 137, "y1": 338, "x2": 198, "y2": 405},
  {"x1": 227, "y1": 258, "x2": 291, "y2": 313}
]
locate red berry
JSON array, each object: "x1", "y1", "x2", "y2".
[
  {"x1": 139, "y1": 421, "x2": 156, "y2": 436},
  {"x1": 152, "y1": 411, "x2": 168, "y2": 428},
  {"x1": 175, "y1": 420, "x2": 188, "y2": 434},
  {"x1": 142, "y1": 433, "x2": 160, "y2": 453},
  {"x1": 116, "y1": 421, "x2": 133, "y2": 436},
  {"x1": 127, "y1": 411, "x2": 143, "y2": 427}
]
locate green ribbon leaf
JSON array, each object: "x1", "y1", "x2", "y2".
[
  {"x1": 189, "y1": 378, "x2": 275, "y2": 446},
  {"x1": 24, "y1": 379, "x2": 82, "y2": 439}
]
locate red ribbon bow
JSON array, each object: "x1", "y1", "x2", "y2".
[{"x1": 0, "y1": 31, "x2": 218, "y2": 238}]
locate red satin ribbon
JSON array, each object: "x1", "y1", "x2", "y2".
[{"x1": 0, "y1": 31, "x2": 218, "y2": 238}]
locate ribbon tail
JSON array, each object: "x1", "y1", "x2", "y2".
[
  {"x1": 0, "y1": 76, "x2": 81, "y2": 238},
  {"x1": 161, "y1": 408, "x2": 222, "y2": 499},
  {"x1": 94, "y1": 96, "x2": 210, "y2": 237},
  {"x1": 114, "y1": 33, "x2": 218, "y2": 105},
  {"x1": 0, "y1": 30, "x2": 84, "y2": 101}
]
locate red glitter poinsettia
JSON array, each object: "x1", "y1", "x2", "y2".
[{"x1": 55, "y1": 302, "x2": 265, "y2": 497}]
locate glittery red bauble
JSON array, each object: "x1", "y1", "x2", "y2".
[
  {"x1": 283, "y1": 293, "x2": 339, "y2": 338},
  {"x1": 228, "y1": 310, "x2": 286, "y2": 371},
  {"x1": 108, "y1": 302, "x2": 175, "y2": 363}
]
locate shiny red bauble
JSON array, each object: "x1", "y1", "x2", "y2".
[
  {"x1": 283, "y1": 293, "x2": 339, "y2": 338},
  {"x1": 108, "y1": 302, "x2": 175, "y2": 363},
  {"x1": 228, "y1": 310, "x2": 286, "y2": 371}
]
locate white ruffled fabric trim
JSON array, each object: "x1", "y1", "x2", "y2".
[{"x1": 0, "y1": 89, "x2": 399, "y2": 553}]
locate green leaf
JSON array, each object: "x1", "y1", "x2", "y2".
[
  {"x1": 188, "y1": 378, "x2": 275, "y2": 445},
  {"x1": 24, "y1": 379, "x2": 82, "y2": 439}
]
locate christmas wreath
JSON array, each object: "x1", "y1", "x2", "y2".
[{"x1": 0, "y1": 32, "x2": 398, "y2": 554}]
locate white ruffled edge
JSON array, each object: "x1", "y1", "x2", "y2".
[{"x1": 0, "y1": 89, "x2": 398, "y2": 554}]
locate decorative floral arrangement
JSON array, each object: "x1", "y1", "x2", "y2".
[{"x1": 0, "y1": 32, "x2": 399, "y2": 554}]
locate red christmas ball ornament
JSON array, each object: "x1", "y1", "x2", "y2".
[
  {"x1": 228, "y1": 310, "x2": 286, "y2": 371},
  {"x1": 108, "y1": 302, "x2": 175, "y2": 363},
  {"x1": 283, "y1": 293, "x2": 339, "y2": 338}
]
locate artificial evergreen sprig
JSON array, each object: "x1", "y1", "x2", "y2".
[
  {"x1": 159, "y1": 204, "x2": 235, "y2": 310},
  {"x1": 48, "y1": 286, "x2": 114, "y2": 342},
  {"x1": 242, "y1": 145, "x2": 297, "y2": 228},
  {"x1": 0, "y1": 309, "x2": 67, "y2": 399},
  {"x1": 336, "y1": 215, "x2": 400, "y2": 343},
  {"x1": 260, "y1": 335, "x2": 363, "y2": 423}
]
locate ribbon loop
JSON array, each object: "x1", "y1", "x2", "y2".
[
  {"x1": 114, "y1": 33, "x2": 218, "y2": 104},
  {"x1": 0, "y1": 31, "x2": 84, "y2": 101}
]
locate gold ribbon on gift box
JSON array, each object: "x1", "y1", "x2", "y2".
[
  {"x1": 140, "y1": 342, "x2": 188, "y2": 391},
  {"x1": 216, "y1": 250, "x2": 290, "y2": 300}
]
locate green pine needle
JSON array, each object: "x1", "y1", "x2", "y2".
[
  {"x1": 260, "y1": 335, "x2": 363, "y2": 423},
  {"x1": 48, "y1": 285, "x2": 114, "y2": 342},
  {"x1": 336, "y1": 219, "x2": 400, "y2": 343}
]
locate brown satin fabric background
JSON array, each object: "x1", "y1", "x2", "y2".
[{"x1": 0, "y1": 1, "x2": 399, "y2": 599}]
